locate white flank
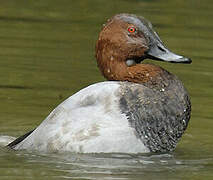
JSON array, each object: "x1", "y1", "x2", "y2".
[{"x1": 14, "y1": 82, "x2": 149, "y2": 153}]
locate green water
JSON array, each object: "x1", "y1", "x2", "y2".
[{"x1": 0, "y1": 0, "x2": 213, "y2": 179}]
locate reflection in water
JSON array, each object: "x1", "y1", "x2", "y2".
[
  {"x1": 0, "y1": 136, "x2": 16, "y2": 146},
  {"x1": 0, "y1": 146, "x2": 212, "y2": 179},
  {"x1": 0, "y1": 0, "x2": 213, "y2": 179}
]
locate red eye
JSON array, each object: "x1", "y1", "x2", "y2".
[{"x1": 128, "y1": 27, "x2": 136, "y2": 33}]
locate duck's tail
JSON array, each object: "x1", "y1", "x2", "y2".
[{"x1": 7, "y1": 129, "x2": 35, "y2": 149}]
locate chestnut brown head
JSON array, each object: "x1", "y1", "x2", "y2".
[{"x1": 96, "y1": 14, "x2": 191, "y2": 81}]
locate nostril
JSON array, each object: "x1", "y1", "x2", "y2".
[{"x1": 157, "y1": 45, "x2": 166, "y2": 52}]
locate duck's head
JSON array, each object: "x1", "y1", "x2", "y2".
[{"x1": 96, "y1": 14, "x2": 191, "y2": 83}]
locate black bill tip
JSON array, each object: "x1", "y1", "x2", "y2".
[{"x1": 178, "y1": 57, "x2": 192, "y2": 64}]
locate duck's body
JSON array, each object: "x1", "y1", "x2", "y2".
[
  {"x1": 11, "y1": 70, "x2": 190, "y2": 153},
  {"x1": 8, "y1": 14, "x2": 191, "y2": 153}
]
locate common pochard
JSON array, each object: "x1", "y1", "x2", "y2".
[{"x1": 8, "y1": 14, "x2": 191, "y2": 153}]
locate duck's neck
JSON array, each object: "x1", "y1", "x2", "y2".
[
  {"x1": 124, "y1": 64, "x2": 165, "y2": 84},
  {"x1": 97, "y1": 57, "x2": 165, "y2": 84}
]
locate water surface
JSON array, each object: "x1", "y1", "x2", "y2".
[{"x1": 0, "y1": 0, "x2": 213, "y2": 179}]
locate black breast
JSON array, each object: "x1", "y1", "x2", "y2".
[{"x1": 119, "y1": 70, "x2": 191, "y2": 152}]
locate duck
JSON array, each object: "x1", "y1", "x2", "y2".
[{"x1": 7, "y1": 13, "x2": 191, "y2": 153}]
